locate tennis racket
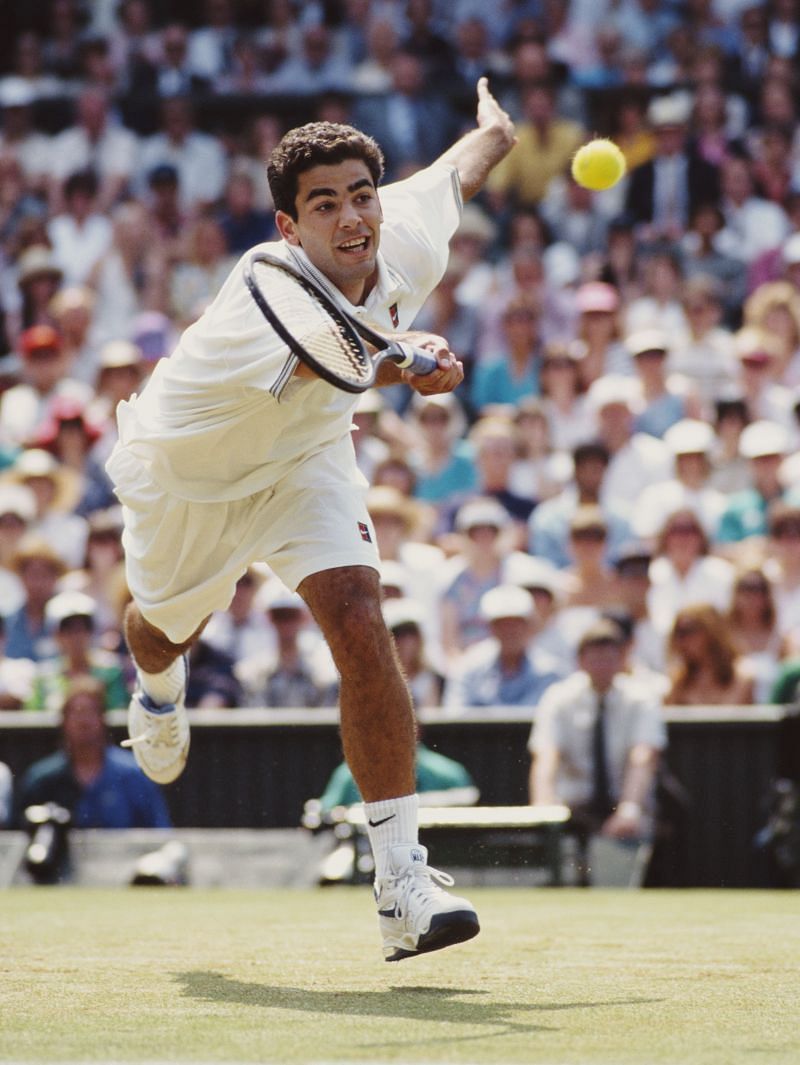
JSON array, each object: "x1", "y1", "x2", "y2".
[{"x1": 243, "y1": 250, "x2": 439, "y2": 394}]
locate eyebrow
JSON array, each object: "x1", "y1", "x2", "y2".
[{"x1": 304, "y1": 177, "x2": 374, "y2": 203}]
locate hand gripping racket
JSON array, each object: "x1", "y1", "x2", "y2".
[{"x1": 243, "y1": 250, "x2": 439, "y2": 394}]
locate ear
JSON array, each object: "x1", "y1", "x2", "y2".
[{"x1": 275, "y1": 210, "x2": 300, "y2": 246}]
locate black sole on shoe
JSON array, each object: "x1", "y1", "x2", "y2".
[{"x1": 385, "y1": 911, "x2": 481, "y2": 962}]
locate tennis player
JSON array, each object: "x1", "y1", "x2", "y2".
[{"x1": 107, "y1": 78, "x2": 515, "y2": 961}]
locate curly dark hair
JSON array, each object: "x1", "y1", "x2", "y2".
[{"x1": 267, "y1": 122, "x2": 385, "y2": 219}]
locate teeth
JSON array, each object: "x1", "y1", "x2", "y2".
[{"x1": 340, "y1": 238, "x2": 367, "y2": 249}]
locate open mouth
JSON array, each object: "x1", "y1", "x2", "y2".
[{"x1": 338, "y1": 236, "x2": 370, "y2": 254}]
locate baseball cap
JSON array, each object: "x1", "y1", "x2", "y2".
[
  {"x1": 0, "y1": 483, "x2": 36, "y2": 523},
  {"x1": 586, "y1": 374, "x2": 640, "y2": 414},
  {"x1": 575, "y1": 282, "x2": 620, "y2": 314},
  {"x1": 613, "y1": 539, "x2": 653, "y2": 571},
  {"x1": 648, "y1": 92, "x2": 691, "y2": 127},
  {"x1": 16, "y1": 246, "x2": 63, "y2": 287},
  {"x1": 45, "y1": 591, "x2": 96, "y2": 628},
  {"x1": 255, "y1": 579, "x2": 305, "y2": 613},
  {"x1": 455, "y1": 497, "x2": 511, "y2": 533},
  {"x1": 480, "y1": 584, "x2": 535, "y2": 622},
  {"x1": 19, "y1": 325, "x2": 62, "y2": 356},
  {"x1": 502, "y1": 552, "x2": 562, "y2": 597},
  {"x1": 663, "y1": 419, "x2": 715, "y2": 456},
  {"x1": 578, "y1": 617, "x2": 627, "y2": 652},
  {"x1": 382, "y1": 597, "x2": 426, "y2": 631},
  {"x1": 739, "y1": 420, "x2": 790, "y2": 459},
  {"x1": 626, "y1": 329, "x2": 669, "y2": 358},
  {"x1": 98, "y1": 339, "x2": 142, "y2": 370}
]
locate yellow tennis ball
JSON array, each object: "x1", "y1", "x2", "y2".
[{"x1": 571, "y1": 139, "x2": 627, "y2": 191}]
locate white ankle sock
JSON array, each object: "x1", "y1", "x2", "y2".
[
  {"x1": 138, "y1": 657, "x2": 186, "y2": 706},
  {"x1": 364, "y1": 793, "x2": 418, "y2": 880}
]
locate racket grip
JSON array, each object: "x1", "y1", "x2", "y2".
[{"x1": 391, "y1": 342, "x2": 439, "y2": 376}]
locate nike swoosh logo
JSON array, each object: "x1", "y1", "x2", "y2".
[{"x1": 368, "y1": 814, "x2": 396, "y2": 827}]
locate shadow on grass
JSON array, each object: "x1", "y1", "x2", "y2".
[{"x1": 176, "y1": 970, "x2": 661, "y2": 1046}]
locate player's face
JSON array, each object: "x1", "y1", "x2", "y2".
[{"x1": 276, "y1": 159, "x2": 383, "y2": 304}]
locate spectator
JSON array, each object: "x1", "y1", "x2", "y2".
[
  {"x1": 679, "y1": 202, "x2": 747, "y2": 323},
  {"x1": 587, "y1": 374, "x2": 672, "y2": 519},
  {"x1": 14, "y1": 675, "x2": 171, "y2": 829},
  {"x1": 764, "y1": 502, "x2": 800, "y2": 643},
  {"x1": 438, "y1": 497, "x2": 511, "y2": 662},
  {"x1": 508, "y1": 395, "x2": 571, "y2": 503},
  {"x1": 87, "y1": 200, "x2": 166, "y2": 348},
  {"x1": 647, "y1": 507, "x2": 735, "y2": 642},
  {"x1": 318, "y1": 725, "x2": 477, "y2": 815},
  {"x1": 668, "y1": 275, "x2": 737, "y2": 412},
  {"x1": 0, "y1": 483, "x2": 36, "y2": 617},
  {"x1": 0, "y1": 324, "x2": 91, "y2": 447},
  {"x1": 137, "y1": 96, "x2": 228, "y2": 214},
  {"x1": 48, "y1": 285, "x2": 98, "y2": 387},
  {"x1": 485, "y1": 81, "x2": 585, "y2": 210},
  {"x1": 624, "y1": 249, "x2": 687, "y2": 337},
  {"x1": 185, "y1": 635, "x2": 243, "y2": 709},
  {"x1": 352, "y1": 50, "x2": 455, "y2": 179},
  {"x1": 216, "y1": 171, "x2": 275, "y2": 256},
  {"x1": 529, "y1": 439, "x2": 632, "y2": 570},
  {"x1": 611, "y1": 540, "x2": 665, "y2": 675},
  {"x1": 708, "y1": 394, "x2": 752, "y2": 494},
  {"x1": 186, "y1": 0, "x2": 238, "y2": 83},
  {"x1": 562, "y1": 504, "x2": 622, "y2": 619},
  {"x1": 470, "y1": 298, "x2": 542, "y2": 413},
  {"x1": 625, "y1": 92, "x2": 721, "y2": 244},
  {"x1": 408, "y1": 392, "x2": 477, "y2": 510},
  {"x1": 169, "y1": 216, "x2": 235, "y2": 328},
  {"x1": 202, "y1": 566, "x2": 272, "y2": 667},
  {"x1": 665, "y1": 603, "x2": 756, "y2": 706},
  {"x1": 502, "y1": 551, "x2": 573, "y2": 675},
  {"x1": 265, "y1": 23, "x2": 353, "y2": 99},
  {"x1": 4, "y1": 448, "x2": 88, "y2": 570},
  {"x1": 236, "y1": 584, "x2": 338, "y2": 709},
  {"x1": 628, "y1": 329, "x2": 693, "y2": 439},
  {"x1": 462, "y1": 415, "x2": 536, "y2": 529},
  {"x1": 59, "y1": 506, "x2": 128, "y2": 651},
  {"x1": 49, "y1": 87, "x2": 138, "y2": 214},
  {"x1": 633, "y1": 418, "x2": 727, "y2": 540},
  {"x1": 743, "y1": 281, "x2": 800, "y2": 388},
  {"x1": 529, "y1": 618, "x2": 666, "y2": 871},
  {"x1": 0, "y1": 760, "x2": 11, "y2": 826},
  {"x1": 13, "y1": 246, "x2": 64, "y2": 336},
  {"x1": 0, "y1": 78, "x2": 52, "y2": 196},
  {"x1": 717, "y1": 154, "x2": 791, "y2": 266},
  {"x1": 153, "y1": 22, "x2": 211, "y2": 98},
  {"x1": 4, "y1": 535, "x2": 67, "y2": 661},
  {"x1": 382, "y1": 597, "x2": 444, "y2": 709},
  {"x1": 571, "y1": 282, "x2": 628, "y2": 388},
  {"x1": 717, "y1": 419, "x2": 792, "y2": 545},
  {"x1": 726, "y1": 565, "x2": 785, "y2": 702},
  {"x1": 27, "y1": 591, "x2": 128, "y2": 712},
  {"x1": 444, "y1": 584, "x2": 561, "y2": 709}
]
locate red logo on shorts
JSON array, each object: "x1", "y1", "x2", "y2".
[{"x1": 358, "y1": 521, "x2": 372, "y2": 543}]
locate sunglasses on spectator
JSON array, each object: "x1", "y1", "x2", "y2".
[
  {"x1": 674, "y1": 621, "x2": 701, "y2": 637},
  {"x1": 772, "y1": 523, "x2": 800, "y2": 539},
  {"x1": 736, "y1": 580, "x2": 769, "y2": 593},
  {"x1": 466, "y1": 523, "x2": 501, "y2": 538},
  {"x1": 571, "y1": 527, "x2": 607, "y2": 542},
  {"x1": 667, "y1": 522, "x2": 702, "y2": 536}
]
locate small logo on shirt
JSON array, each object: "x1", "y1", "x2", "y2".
[
  {"x1": 358, "y1": 521, "x2": 372, "y2": 543},
  {"x1": 389, "y1": 302, "x2": 399, "y2": 327}
]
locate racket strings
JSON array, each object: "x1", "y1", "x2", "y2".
[{"x1": 253, "y1": 261, "x2": 372, "y2": 385}]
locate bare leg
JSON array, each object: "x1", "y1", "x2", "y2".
[
  {"x1": 298, "y1": 565, "x2": 415, "y2": 802},
  {"x1": 123, "y1": 603, "x2": 209, "y2": 673}
]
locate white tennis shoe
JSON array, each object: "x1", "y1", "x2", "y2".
[
  {"x1": 375, "y1": 843, "x2": 480, "y2": 962},
  {"x1": 122, "y1": 661, "x2": 190, "y2": 785}
]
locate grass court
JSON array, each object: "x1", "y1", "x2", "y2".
[{"x1": 2, "y1": 887, "x2": 799, "y2": 1065}]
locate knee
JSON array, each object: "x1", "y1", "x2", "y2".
[{"x1": 302, "y1": 568, "x2": 387, "y2": 651}]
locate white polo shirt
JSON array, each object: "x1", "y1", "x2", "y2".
[
  {"x1": 529, "y1": 671, "x2": 667, "y2": 811},
  {"x1": 112, "y1": 162, "x2": 462, "y2": 503}
]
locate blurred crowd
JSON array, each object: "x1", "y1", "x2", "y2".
[{"x1": 0, "y1": 0, "x2": 800, "y2": 752}]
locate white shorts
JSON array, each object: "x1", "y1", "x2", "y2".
[{"x1": 108, "y1": 437, "x2": 380, "y2": 644}]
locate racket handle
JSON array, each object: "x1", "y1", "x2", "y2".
[{"x1": 390, "y1": 342, "x2": 439, "y2": 376}]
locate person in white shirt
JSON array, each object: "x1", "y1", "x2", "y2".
[
  {"x1": 48, "y1": 170, "x2": 113, "y2": 287},
  {"x1": 587, "y1": 374, "x2": 673, "y2": 519},
  {"x1": 633, "y1": 418, "x2": 727, "y2": 540},
  {"x1": 529, "y1": 618, "x2": 667, "y2": 882},
  {"x1": 49, "y1": 87, "x2": 138, "y2": 213},
  {"x1": 106, "y1": 79, "x2": 516, "y2": 963},
  {"x1": 717, "y1": 154, "x2": 791, "y2": 265}
]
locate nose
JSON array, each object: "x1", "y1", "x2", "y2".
[{"x1": 338, "y1": 199, "x2": 360, "y2": 228}]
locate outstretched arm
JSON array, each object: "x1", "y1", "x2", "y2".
[{"x1": 436, "y1": 77, "x2": 516, "y2": 201}]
